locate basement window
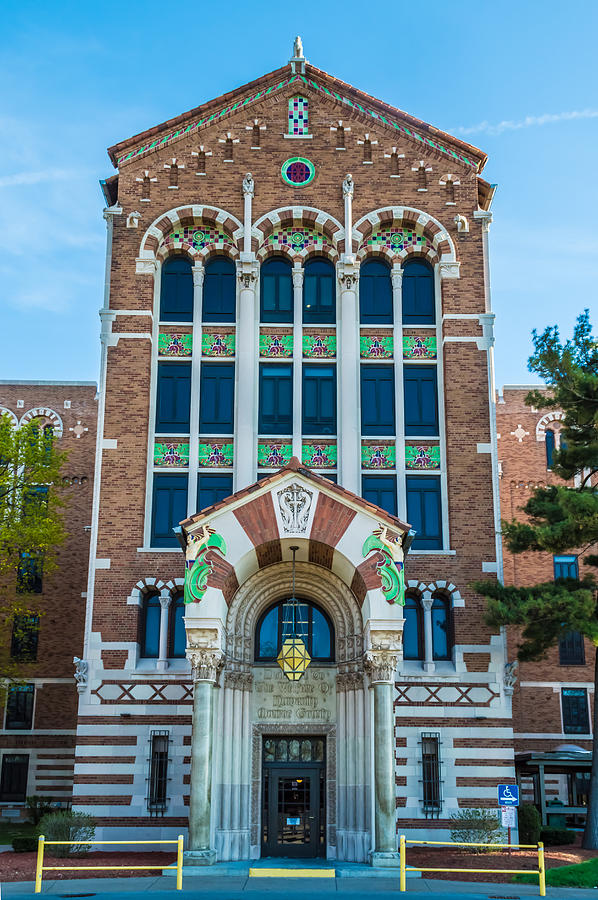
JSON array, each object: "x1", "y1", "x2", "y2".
[
  {"x1": 420, "y1": 732, "x2": 442, "y2": 817},
  {"x1": 147, "y1": 730, "x2": 170, "y2": 815}
]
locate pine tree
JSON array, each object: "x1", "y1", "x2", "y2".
[{"x1": 475, "y1": 310, "x2": 598, "y2": 849}]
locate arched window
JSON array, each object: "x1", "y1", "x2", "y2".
[
  {"x1": 140, "y1": 591, "x2": 161, "y2": 658},
  {"x1": 168, "y1": 591, "x2": 186, "y2": 658},
  {"x1": 359, "y1": 259, "x2": 392, "y2": 324},
  {"x1": 303, "y1": 258, "x2": 335, "y2": 324},
  {"x1": 260, "y1": 257, "x2": 293, "y2": 323},
  {"x1": 545, "y1": 428, "x2": 555, "y2": 468},
  {"x1": 202, "y1": 256, "x2": 236, "y2": 322},
  {"x1": 402, "y1": 258, "x2": 435, "y2": 325},
  {"x1": 255, "y1": 600, "x2": 334, "y2": 661},
  {"x1": 160, "y1": 257, "x2": 193, "y2": 322},
  {"x1": 403, "y1": 594, "x2": 423, "y2": 660},
  {"x1": 431, "y1": 593, "x2": 452, "y2": 661}
]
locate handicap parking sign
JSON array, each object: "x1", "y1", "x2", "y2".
[{"x1": 498, "y1": 784, "x2": 519, "y2": 806}]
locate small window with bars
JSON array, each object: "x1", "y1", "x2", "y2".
[
  {"x1": 147, "y1": 730, "x2": 170, "y2": 815},
  {"x1": 420, "y1": 732, "x2": 442, "y2": 816}
]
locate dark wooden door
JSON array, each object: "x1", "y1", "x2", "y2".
[{"x1": 263, "y1": 766, "x2": 321, "y2": 858}]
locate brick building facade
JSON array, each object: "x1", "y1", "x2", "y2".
[
  {"x1": 0, "y1": 381, "x2": 97, "y2": 815},
  {"x1": 497, "y1": 386, "x2": 595, "y2": 828},
  {"x1": 67, "y1": 40, "x2": 517, "y2": 864}
]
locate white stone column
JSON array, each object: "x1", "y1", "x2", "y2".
[
  {"x1": 292, "y1": 265, "x2": 304, "y2": 460},
  {"x1": 337, "y1": 262, "x2": 360, "y2": 493},
  {"x1": 188, "y1": 264, "x2": 204, "y2": 515},
  {"x1": 392, "y1": 266, "x2": 407, "y2": 519},
  {"x1": 421, "y1": 593, "x2": 435, "y2": 673},
  {"x1": 156, "y1": 589, "x2": 172, "y2": 672}
]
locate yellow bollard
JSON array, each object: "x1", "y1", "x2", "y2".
[
  {"x1": 399, "y1": 834, "x2": 406, "y2": 892},
  {"x1": 176, "y1": 834, "x2": 184, "y2": 890},
  {"x1": 538, "y1": 841, "x2": 546, "y2": 897},
  {"x1": 35, "y1": 834, "x2": 45, "y2": 893}
]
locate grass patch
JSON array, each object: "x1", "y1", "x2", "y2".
[
  {"x1": 514, "y1": 857, "x2": 598, "y2": 888},
  {"x1": 0, "y1": 821, "x2": 36, "y2": 844}
]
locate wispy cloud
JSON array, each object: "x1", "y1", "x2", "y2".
[
  {"x1": 454, "y1": 109, "x2": 598, "y2": 137},
  {"x1": 0, "y1": 168, "x2": 88, "y2": 188}
]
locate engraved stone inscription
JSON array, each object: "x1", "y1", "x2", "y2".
[{"x1": 251, "y1": 667, "x2": 336, "y2": 724}]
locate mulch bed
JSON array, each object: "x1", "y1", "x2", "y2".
[{"x1": 0, "y1": 851, "x2": 176, "y2": 882}]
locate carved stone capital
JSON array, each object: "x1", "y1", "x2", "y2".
[
  {"x1": 391, "y1": 269, "x2": 404, "y2": 290},
  {"x1": 236, "y1": 259, "x2": 258, "y2": 289},
  {"x1": 336, "y1": 671, "x2": 363, "y2": 691},
  {"x1": 439, "y1": 261, "x2": 460, "y2": 280},
  {"x1": 159, "y1": 594, "x2": 172, "y2": 610},
  {"x1": 364, "y1": 650, "x2": 399, "y2": 684},
  {"x1": 337, "y1": 260, "x2": 359, "y2": 290},
  {"x1": 192, "y1": 265, "x2": 205, "y2": 288},
  {"x1": 224, "y1": 670, "x2": 254, "y2": 690},
  {"x1": 187, "y1": 647, "x2": 224, "y2": 683},
  {"x1": 473, "y1": 209, "x2": 493, "y2": 232},
  {"x1": 135, "y1": 257, "x2": 157, "y2": 275},
  {"x1": 292, "y1": 269, "x2": 304, "y2": 289}
]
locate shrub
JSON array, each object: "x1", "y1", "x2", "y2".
[
  {"x1": 540, "y1": 826, "x2": 575, "y2": 846},
  {"x1": 518, "y1": 803, "x2": 541, "y2": 844},
  {"x1": 12, "y1": 836, "x2": 38, "y2": 852},
  {"x1": 449, "y1": 808, "x2": 504, "y2": 851},
  {"x1": 25, "y1": 795, "x2": 54, "y2": 826},
  {"x1": 38, "y1": 811, "x2": 96, "y2": 857}
]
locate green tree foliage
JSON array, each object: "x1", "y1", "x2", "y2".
[
  {"x1": 475, "y1": 310, "x2": 598, "y2": 849},
  {"x1": 0, "y1": 413, "x2": 67, "y2": 679}
]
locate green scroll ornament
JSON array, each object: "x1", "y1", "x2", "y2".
[
  {"x1": 184, "y1": 531, "x2": 227, "y2": 604},
  {"x1": 362, "y1": 532, "x2": 405, "y2": 606}
]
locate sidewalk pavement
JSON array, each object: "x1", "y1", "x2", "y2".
[{"x1": 3, "y1": 873, "x2": 598, "y2": 899}]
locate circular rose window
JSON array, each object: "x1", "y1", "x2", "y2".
[{"x1": 281, "y1": 157, "x2": 315, "y2": 186}]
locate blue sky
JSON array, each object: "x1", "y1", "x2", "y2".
[{"x1": 1, "y1": 0, "x2": 596, "y2": 389}]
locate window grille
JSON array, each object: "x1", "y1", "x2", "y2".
[
  {"x1": 0, "y1": 754, "x2": 29, "y2": 801},
  {"x1": 147, "y1": 730, "x2": 170, "y2": 816},
  {"x1": 559, "y1": 631, "x2": 585, "y2": 666},
  {"x1": 562, "y1": 688, "x2": 590, "y2": 735},
  {"x1": 419, "y1": 732, "x2": 442, "y2": 817}
]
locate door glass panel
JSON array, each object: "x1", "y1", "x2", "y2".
[
  {"x1": 277, "y1": 776, "x2": 311, "y2": 845},
  {"x1": 276, "y1": 740, "x2": 288, "y2": 762},
  {"x1": 301, "y1": 740, "x2": 312, "y2": 762},
  {"x1": 289, "y1": 739, "x2": 300, "y2": 761}
]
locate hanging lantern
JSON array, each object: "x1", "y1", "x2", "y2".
[{"x1": 277, "y1": 546, "x2": 311, "y2": 681}]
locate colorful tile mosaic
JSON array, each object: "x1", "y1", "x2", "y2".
[
  {"x1": 257, "y1": 441, "x2": 293, "y2": 468},
  {"x1": 405, "y1": 444, "x2": 441, "y2": 470},
  {"x1": 302, "y1": 441, "x2": 337, "y2": 469},
  {"x1": 118, "y1": 75, "x2": 477, "y2": 170},
  {"x1": 360, "y1": 332, "x2": 394, "y2": 359},
  {"x1": 361, "y1": 441, "x2": 396, "y2": 469},
  {"x1": 303, "y1": 331, "x2": 336, "y2": 358},
  {"x1": 403, "y1": 335, "x2": 437, "y2": 360},
  {"x1": 164, "y1": 227, "x2": 234, "y2": 254},
  {"x1": 198, "y1": 441, "x2": 234, "y2": 468},
  {"x1": 158, "y1": 332, "x2": 192, "y2": 357},
  {"x1": 267, "y1": 226, "x2": 332, "y2": 255},
  {"x1": 202, "y1": 329, "x2": 235, "y2": 357},
  {"x1": 288, "y1": 96, "x2": 309, "y2": 135},
  {"x1": 281, "y1": 157, "x2": 315, "y2": 186},
  {"x1": 154, "y1": 441, "x2": 190, "y2": 467},
  {"x1": 359, "y1": 228, "x2": 428, "y2": 256},
  {"x1": 259, "y1": 331, "x2": 293, "y2": 358}
]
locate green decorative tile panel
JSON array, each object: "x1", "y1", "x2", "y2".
[
  {"x1": 302, "y1": 441, "x2": 337, "y2": 469},
  {"x1": 403, "y1": 335, "x2": 437, "y2": 360},
  {"x1": 303, "y1": 332, "x2": 336, "y2": 358},
  {"x1": 259, "y1": 332, "x2": 293, "y2": 358},
  {"x1": 268, "y1": 226, "x2": 332, "y2": 255},
  {"x1": 359, "y1": 228, "x2": 427, "y2": 256},
  {"x1": 154, "y1": 441, "x2": 190, "y2": 467},
  {"x1": 361, "y1": 441, "x2": 396, "y2": 469},
  {"x1": 198, "y1": 442, "x2": 234, "y2": 468},
  {"x1": 158, "y1": 332, "x2": 192, "y2": 357},
  {"x1": 405, "y1": 444, "x2": 441, "y2": 470},
  {"x1": 202, "y1": 330, "x2": 235, "y2": 357},
  {"x1": 360, "y1": 333, "x2": 394, "y2": 359},
  {"x1": 257, "y1": 441, "x2": 293, "y2": 468},
  {"x1": 165, "y1": 226, "x2": 233, "y2": 254}
]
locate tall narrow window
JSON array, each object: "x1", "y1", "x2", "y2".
[
  {"x1": 224, "y1": 137, "x2": 233, "y2": 161},
  {"x1": 545, "y1": 429, "x2": 555, "y2": 468},
  {"x1": 168, "y1": 163, "x2": 178, "y2": 188},
  {"x1": 148, "y1": 731, "x2": 169, "y2": 815},
  {"x1": 5, "y1": 685, "x2": 34, "y2": 730},
  {"x1": 0, "y1": 755, "x2": 29, "y2": 802},
  {"x1": 288, "y1": 96, "x2": 309, "y2": 135},
  {"x1": 361, "y1": 475, "x2": 397, "y2": 517},
  {"x1": 359, "y1": 259, "x2": 392, "y2": 324},
  {"x1": 336, "y1": 125, "x2": 345, "y2": 149},
  {"x1": 562, "y1": 688, "x2": 590, "y2": 734},
  {"x1": 160, "y1": 257, "x2": 193, "y2": 322},
  {"x1": 402, "y1": 259, "x2": 435, "y2": 324},
  {"x1": 202, "y1": 257, "x2": 235, "y2": 323},
  {"x1": 403, "y1": 594, "x2": 423, "y2": 660},
  {"x1": 195, "y1": 150, "x2": 206, "y2": 174},
  {"x1": 363, "y1": 138, "x2": 372, "y2": 162},
  {"x1": 16, "y1": 554, "x2": 43, "y2": 594},
  {"x1": 168, "y1": 592, "x2": 186, "y2": 659},
  {"x1": 431, "y1": 593, "x2": 452, "y2": 660},
  {"x1": 197, "y1": 474, "x2": 233, "y2": 511},
  {"x1": 141, "y1": 174, "x2": 151, "y2": 200},
  {"x1": 360, "y1": 365, "x2": 395, "y2": 435},
  {"x1": 11, "y1": 615, "x2": 39, "y2": 662},
  {"x1": 303, "y1": 259, "x2": 335, "y2": 324},
  {"x1": 406, "y1": 475, "x2": 442, "y2": 550},
  {"x1": 199, "y1": 363, "x2": 235, "y2": 433},
  {"x1": 140, "y1": 591, "x2": 160, "y2": 658},
  {"x1": 155, "y1": 362, "x2": 191, "y2": 432},
  {"x1": 391, "y1": 151, "x2": 401, "y2": 176},
  {"x1": 260, "y1": 258, "x2": 293, "y2": 323},
  {"x1": 554, "y1": 555, "x2": 579, "y2": 580},
  {"x1": 259, "y1": 364, "x2": 293, "y2": 435},
  {"x1": 421, "y1": 733, "x2": 441, "y2": 815},
  {"x1": 302, "y1": 365, "x2": 336, "y2": 434},
  {"x1": 151, "y1": 474, "x2": 188, "y2": 548},
  {"x1": 559, "y1": 631, "x2": 585, "y2": 666},
  {"x1": 404, "y1": 366, "x2": 439, "y2": 436},
  {"x1": 252, "y1": 123, "x2": 261, "y2": 147}
]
